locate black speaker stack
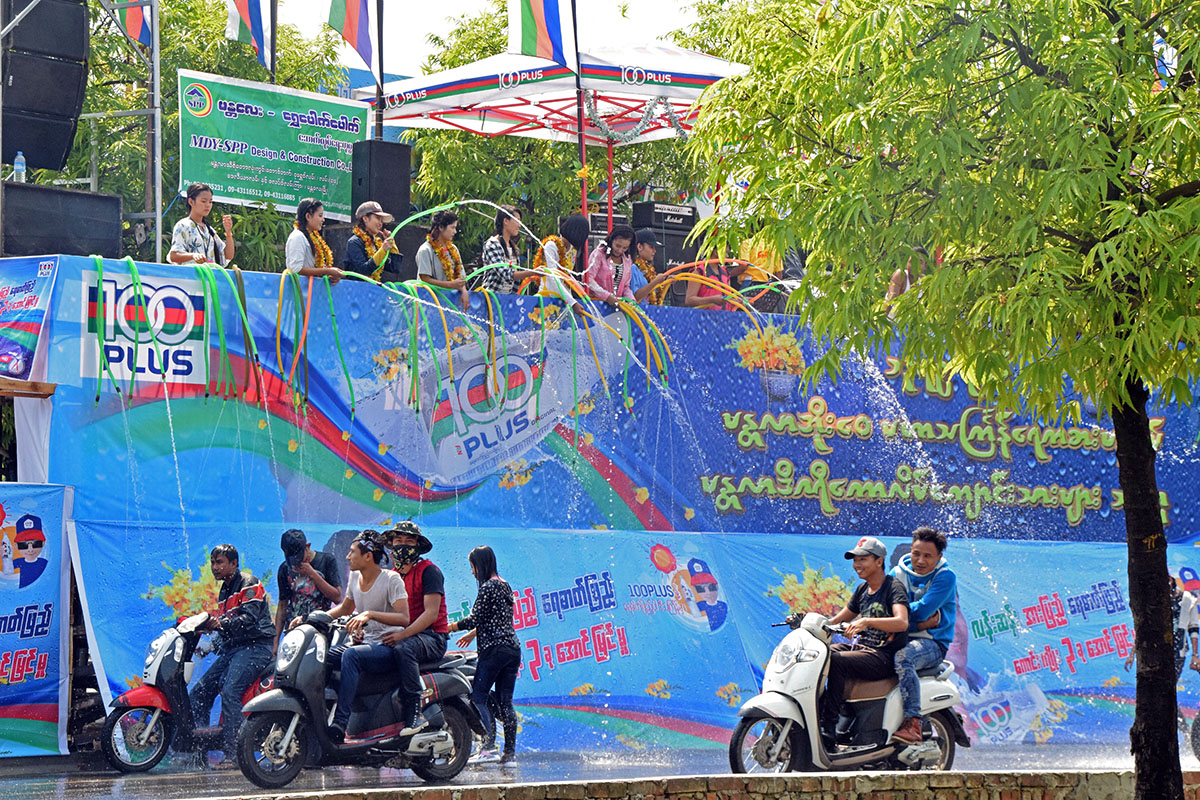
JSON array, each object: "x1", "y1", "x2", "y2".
[
  {"x1": 351, "y1": 139, "x2": 411, "y2": 223},
  {"x1": 2, "y1": 0, "x2": 90, "y2": 171},
  {"x1": 2, "y1": 182, "x2": 122, "y2": 257},
  {"x1": 632, "y1": 201, "x2": 698, "y2": 272}
]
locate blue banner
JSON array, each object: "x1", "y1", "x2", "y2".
[
  {"x1": 0, "y1": 484, "x2": 71, "y2": 757},
  {"x1": 0, "y1": 255, "x2": 58, "y2": 381},
  {"x1": 16, "y1": 254, "x2": 1200, "y2": 750}
]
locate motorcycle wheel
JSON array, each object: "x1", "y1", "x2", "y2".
[
  {"x1": 410, "y1": 704, "x2": 472, "y2": 782},
  {"x1": 236, "y1": 711, "x2": 308, "y2": 790},
  {"x1": 1189, "y1": 713, "x2": 1200, "y2": 761},
  {"x1": 101, "y1": 707, "x2": 173, "y2": 772},
  {"x1": 926, "y1": 710, "x2": 957, "y2": 770},
  {"x1": 728, "y1": 716, "x2": 806, "y2": 773}
]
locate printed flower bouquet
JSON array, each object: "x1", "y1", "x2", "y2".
[{"x1": 729, "y1": 322, "x2": 806, "y2": 400}]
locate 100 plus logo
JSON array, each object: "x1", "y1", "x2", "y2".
[{"x1": 80, "y1": 273, "x2": 207, "y2": 385}]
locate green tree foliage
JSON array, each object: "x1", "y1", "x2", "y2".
[
  {"x1": 50, "y1": 0, "x2": 343, "y2": 266},
  {"x1": 687, "y1": 1, "x2": 1199, "y2": 796},
  {"x1": 410, "y1": 0, "x2": 700, "y2": 259}
]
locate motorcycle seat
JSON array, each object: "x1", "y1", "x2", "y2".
[
  {"x1": 844, "y1": 676, "x2": 898, "y2": 701},
  {"x1": 419, "y1": 656, "x2": 457, "y2": 672},
  {"x1": 916, "y1": 664, "x2": 944, "y2": 678}
]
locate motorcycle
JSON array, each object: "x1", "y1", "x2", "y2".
[
  {"x1": 100, "y1": 612, "x2": 274, "y2": 772},
  {"x1": 235, "y1": 611, "x2": 483, "y2": 789},
  {"x1": 729, "y1": 613, "x2": 971, "y2": 773}
]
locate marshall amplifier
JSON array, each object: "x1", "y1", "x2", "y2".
[
  {"x1": 587, "y1": 212, "x2": 627, "y2": 236},
  {"x1": 632, "y1": 201, "x2": 696, "y2": 232}
]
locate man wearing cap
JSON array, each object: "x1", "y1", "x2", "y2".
[
  {"x1": 687, "y1": 558, "x2": 727, "y2": 632},
  {"x1": 382, "y1": 522, "x2": 451, "y2": 736},
  {"x1": 345, "y1": 201, "x2": 403, "y2": 280},
  {"x1": 629, "y1": 229, "x2": 669, "y2": 305},
  {"x1": 818, "y1": 536, "x2": 910, "y2": 745},
  {"x1": 14, "y1": 514, "x2": 48, "y2": 589},
  {"x1": 273, "y1": 529, "x2": 342, "y2": 654}
]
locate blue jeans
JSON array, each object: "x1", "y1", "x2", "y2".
[
  {"x1": 894, "y1": 638, "x2": 945, "y2": 720},
  {"x1": 393, "y1": 631, "x2": 447, "y2": 720},
  {"x1": 471, "y1": 644, "x2": 521, "y2": 751},
  {"x1": 328, "y1": 643, "x2": 400, "y2": 729},
  {"x1": 189, "y1": 642, "x2": 273, "y2": 754}
]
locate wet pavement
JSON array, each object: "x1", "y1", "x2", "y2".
[{"x1": 2, "y1": 744, "x2": 1194, "y2": 800}]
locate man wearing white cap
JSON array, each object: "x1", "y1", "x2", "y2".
[{"x1": 818, "y1": 536, "x2": 910, "y2": 745}]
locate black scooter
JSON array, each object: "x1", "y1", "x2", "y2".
[{"x1": 235, "y1": 611, "x2": 483, "y2": 789}]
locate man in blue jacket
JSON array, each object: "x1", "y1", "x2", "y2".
[{"x1": 889, "y1": 527, "x2": 956, "y2": 745}]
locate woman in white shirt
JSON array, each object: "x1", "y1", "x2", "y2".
[
  {"x1": 285, "y1": 198, "x2": 343, "y2": 283},
  {"x1": 168, "y1": 183, "x2": 234, "y2": 265}
]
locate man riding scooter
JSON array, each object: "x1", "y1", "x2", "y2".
[
  {"x1": 818, "y1": 536, "x2": 910, "y2": 749},
  {"x1": 189, "y1": 544, "x2": 275, "y2": 767}
]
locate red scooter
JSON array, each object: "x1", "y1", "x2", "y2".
[{"x1": 101, "y1": 612, "x2": 273, "y2": 772}]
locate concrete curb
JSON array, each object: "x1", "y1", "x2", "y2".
[{"x1": 183, "y1": 770, "x2": 1200, "y2": 800}]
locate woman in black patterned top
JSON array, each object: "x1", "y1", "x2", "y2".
[{"x1": 448, "y1": 545, "x2": 521, "y2": 762}]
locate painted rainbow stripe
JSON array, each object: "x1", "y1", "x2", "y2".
[
  {"x1": 516, "y1": 0, "x2": 566, "y2": 65},
  {"x1": 580, "y1": 63, "x2": 720, "y2": 90},
  {"x1": 380, "y1": 65, "x2": 575, "y2": 109}
]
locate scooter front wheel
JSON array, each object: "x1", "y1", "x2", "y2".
[
  {"x1": 101, "y1": 707, "x2": 173, "y2": 772},
  {"x1": 729, "y1": 716, "x2": 806, "y2": 773},
  {"x1": 236, "y1": 711, "x2": 308, "y2": 789}
]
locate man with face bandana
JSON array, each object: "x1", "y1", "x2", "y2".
[{"x1": 382, "y1": 522, "x2": 450, "y2": 735}]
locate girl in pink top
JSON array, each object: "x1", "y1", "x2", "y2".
[{"x1": 585, "y1": 226, "x2": 637, "y2": 306}]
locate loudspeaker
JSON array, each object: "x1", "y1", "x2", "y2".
[
  {"x1": 351, "y1": 140, "x2": 411, "y2": 223},
  {"x1": 657, "y1": 228, "x2": 699, "y2": 272},
  {"x1": 632, "y1": 201, "x2": 696, "y2": 232},
  {"x1": 2, "y1": 181, "x2": 123, "y2": 257},
  {"x1": 1, "y1": 0, "x2": 90, "y2": 171}
]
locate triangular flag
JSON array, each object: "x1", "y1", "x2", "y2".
[
  {"x1": 225, "y1": 0, "x2": 272, "y2": 71},
  {"x1": 329, "y1": 0, "x2": 382, "y2": 86},
  {"x1": 507, "y1": 0, "x2": 578, "y2": 73}
]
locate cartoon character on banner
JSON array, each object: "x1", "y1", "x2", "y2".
[
  {"x1": 647, "y1": 544, "x2": 728, "y2": 633},
  {"x1": 0, "y1": 502, "x2": 16, "y2": 582},
  {"x1": 14, "y1": 513, "x2": 49, "y2": 589}
]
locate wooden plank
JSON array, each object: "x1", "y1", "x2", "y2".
[{"x1": 0, "y1": 378, "x2": 57, "y2": 398}]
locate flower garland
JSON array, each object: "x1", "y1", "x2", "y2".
[
  {"x1": 532, "y1": 235, "x2": 574, "y2": 274},
  {"x1": 355, "y1": 226, "x2": 388, "y2": 280},
  {"x1": 426, "y1": 233, "x2": 463, "y2": 282},
  {"x1": 635, "y1": 257, "x2": 667, "y2": 305},
  {"x1": 295, "y1": 222, "x2": 333, "y2": 268}
]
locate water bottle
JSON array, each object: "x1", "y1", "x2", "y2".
[{"x1": 13, "y1": 151, "x2": 26, "y2": 183}]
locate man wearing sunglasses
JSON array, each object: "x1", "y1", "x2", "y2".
[{"x1": 14, "y1": 514, "x2": 48, "y2": 589}]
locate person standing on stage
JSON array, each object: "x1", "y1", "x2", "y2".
[
  {"x1": 168, "y1": 183, "x2": 234, "y2": 265},
  {"x1": 584, "y1": 225, "x2": 637, "y2": 306},
  {"x1": 285, "y1": 198, "x2": 344, "y2": 283},
  {"x1": 481, "y1": 205, "x2": 538, "y2": 294},
  {"x1": 344, "y1": 201, "x2": 402, "y2": 280},
  {"x1": 417, "y1": 210, "x2": 469, "y2": 310},
  {"x1": 629, "y1": 229, "x2": 669, "y2": 305}
]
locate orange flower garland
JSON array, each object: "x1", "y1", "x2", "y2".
[
  {"x1": 426, "y1": 233, "x2": 463, "y2": 282},
  {"x1": 294, "y1": 222, "x2": 333, "y2": 268},
  {"x1": 635, "y1": 257, "x2": 667, "y2": 305}
]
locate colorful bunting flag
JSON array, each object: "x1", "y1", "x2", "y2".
[
  {"x1": 225, "y1": 0, "x2": 272, "y2": 71},
  {"x1": 117, "y1": 7, "x2": 151, "y2": 47},
  {"x1": 508, "y1": 0, "x2": 578, "y2": 73}
]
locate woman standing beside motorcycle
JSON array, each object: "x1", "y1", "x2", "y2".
[{"x1": 448, "y1": 546, "x2": 521, "y2": 763}]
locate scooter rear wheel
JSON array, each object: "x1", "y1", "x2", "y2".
[
  {"x1": 729, "y1": 716, "x2": 807, "y2": 773},
  {"x1": 926, "y1": 710, "x2": 957, "y2": 770},
  {"x1": 236, "y1": 711, "x2": 308, "y2": 789},
  {"x1": 410, "y1": 704, "x2": 472, "y2": 782},
  {"x1": 101, "y1": 707, "x2": 173, "y2": 772}
]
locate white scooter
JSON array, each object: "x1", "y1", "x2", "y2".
[{"x1": 730, "y1": 613, "x2": 970, "y2": 773}]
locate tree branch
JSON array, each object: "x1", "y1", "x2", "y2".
[{"x1": 1155, "y1": 181, "x2": 1200, "y2": 207}]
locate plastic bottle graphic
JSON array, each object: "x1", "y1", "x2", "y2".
[
  {"x1": 1, "y1": 537, "x2": 13, "y2": 575},
  {"x1": 13, "y1": 151, "x2": 26, "y2": 183}
]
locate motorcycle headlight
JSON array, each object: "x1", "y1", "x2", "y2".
[
  {"x1": 144, "y1": 633, "x2": 170, "y2": 668},
  {"x1": 772, "y1": 641, "x2": 798, "y2": 668},
  {"x1": 277, "y1": 630, "x2": 305, "y2": 670}
]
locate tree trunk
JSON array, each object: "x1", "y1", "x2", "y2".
[{"x1": 1112, "y1": 378, "x2": 1182, "y2": 800}]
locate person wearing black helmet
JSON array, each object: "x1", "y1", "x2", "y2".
[
  {"x1": 273, "y1": 529, "x2": 342, "y2": 655},
  {"x1": 382, "y1": 522, "x2": 450, "y2": 736}
]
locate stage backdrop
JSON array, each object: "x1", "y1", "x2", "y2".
[
  {"x1": 0, "y1": 484, "x2": 72, "y2": 757},
  {"x1": 177, "y1": 70, "x2": 367, "y2": 221},
  {"x1": 0, "y1": 255, "x2": 57, "y2": 382},
  {"x1": 17, "y1": 254, "x2": 1200, "y2": 753}
]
